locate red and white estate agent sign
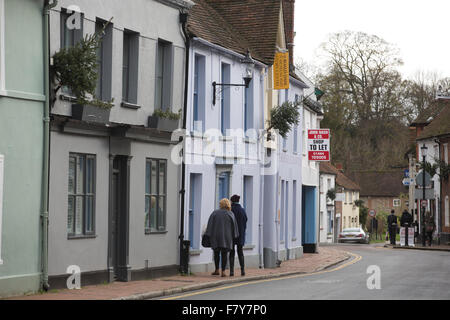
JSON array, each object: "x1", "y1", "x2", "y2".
[{"x1": 308, "y1": 129, "x2": 330, "y2": 161}]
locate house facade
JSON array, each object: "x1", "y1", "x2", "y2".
[
  {"x1": 319, "y1": 162, "x2": 338, "y2": 243},
  {"x1": 415, "y1": 100, "x2": 450, "y2": 244},
  {"x1": 47, "y1": 0, "x2": 193, "y2": 288},
  {"x1": 0, "y1": 0, "x2": 47, "y2": 297},
  {"x1": 182, "y1": 0, "x2": 311, "y2": 271},
  {"x1": 335, "y1": 169, "x2": 360, "y2": 232},
  {"x1": 349, "y1": 170, "x2": 409, "y2": 230}
]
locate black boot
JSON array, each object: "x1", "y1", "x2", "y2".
[{"x1": 229, "y1": 253, "x2": 235, "y2": 276}]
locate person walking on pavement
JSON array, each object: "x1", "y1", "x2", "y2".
[
  {"x1": 204, "y1": 198, "x2": 239, "y2": 277},
  {"x1": 424, "y1": 211, "x2": 436, "y2": 246},
  {"x1": 229, "y1": 195, "x2": 248, "y2": 277},
  {"x1": 400, "y1": 209, "x2": 413, "y2": 227},
  {"x1": 387, "y1": 210, "x2": 398, "y2": 245}
]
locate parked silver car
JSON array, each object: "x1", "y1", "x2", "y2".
[{"x1": 338, "y1": 227, "x2": 370, "y2": 244}]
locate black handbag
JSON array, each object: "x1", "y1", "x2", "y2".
[{"x1": 202, "y1": 234, "x2": 211, "y2": 248}]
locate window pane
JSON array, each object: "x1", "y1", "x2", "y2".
[
  {"x1": 68, "y1": 196, "x2": 75, "y2": 234},
  {"x1": 76, "y1": 155, "x2": 84, "y2": 194},
  {"x1": 68, "y1": 156, "x2": 76, "y2": 194},
  {"x1": 145, "y1": 195, "x2": 150, "y2": 229},
  {"x1": 75, "y1": 196, "x2": 84, "y2": 235},
  {"x1": 86, "y1": 156, "x2": 94, "y2": 194},
  {"x1": 158, "y1": 196, "x2": 166, "y2": 231},
  {"x1": 150, "y1": 195, "x2": 157, "y2": 231},
  {"x1": 151, "y1": 160, "x2": 157, "y2": 194},
  {"x1": 145, "y1": 161, "x2": 151, "y2": 194},
  {"x1": 122, "y1": 33, "x2": 130, "y2": 101},
  {"x1": 85, "y1": 196, "x2": 94, "y2": 233},
  {"x1": 159, "y1": 160, "x2": 166, "y2": 194}
]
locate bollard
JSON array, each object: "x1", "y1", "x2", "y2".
[
  {"x1": 180, "y1": 240, "x2": 190, "y2": 274},
  {"x1": 405, "y1": 223, "x2": 409, "y2": 247}
]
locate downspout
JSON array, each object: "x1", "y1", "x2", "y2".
[
  {"x1": 41, "y1": 0, "x2": 57, "y2": 291},
  {"x1": 179, "y1": 10, "x2": 190, "y2": 273},
  {"x1": 435, "y1": 138, "x2": 442, "y2": 245}
]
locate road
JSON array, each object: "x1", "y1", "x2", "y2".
[{"x1": 162, "y1": 245, "x2": 450, "y2": 300}]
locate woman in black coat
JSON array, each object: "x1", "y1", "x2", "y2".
[
  {"x1": 229, "y1": 195, "x2": 248, "y2": 276},
  {"x1": 204, "y1": 198, "x2": 239, "y2": 277}
]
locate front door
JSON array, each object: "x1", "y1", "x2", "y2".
[{"x1": 110, "y1": 156, "x2": 130, "y2": 282}]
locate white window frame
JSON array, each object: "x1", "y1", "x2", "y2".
[
  {"x1": 393, "y1": 199, "x2": 401, "y2": 207},
  {"x1": 0, "y1": 155, "x2": 4, "y2": 265},
  {"x1": 0, "y1": 0, "x2": 6, "y2": 94}
]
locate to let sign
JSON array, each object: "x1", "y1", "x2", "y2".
[{"x1": 308, "y1": 129, "x2": 330, "y2": 161}]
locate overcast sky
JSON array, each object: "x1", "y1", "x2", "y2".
[{"x1": 294, "y1": 0, "x2": 449, "y2": 80}]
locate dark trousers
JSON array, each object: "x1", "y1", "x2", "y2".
[
  {"x1": 213, "y1": 248, "x2": 229, "y2": 271},
  {"x1": 389, "y1": 227, "x2": 397, "y2": 245},
  {"x1": 229, "y1": 244, "x2": 245, "y2": 272},
  {"x1": 426, "y1": 231, "x2": 433, "y2": 246}
]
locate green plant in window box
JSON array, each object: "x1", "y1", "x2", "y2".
[
  {"x1": 148, "y1": 108, "x2": 182, "y2": 132},
  {"x1": 51, "y1": 18, "x2": 114, "y2": 123}
]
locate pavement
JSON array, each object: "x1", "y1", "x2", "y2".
[
  {"x1": 391, "y1": 243, "x2": 450, "y2": 251},
  {"x1": 7, "y1": 247, "x2": 350, "y2": 300}
]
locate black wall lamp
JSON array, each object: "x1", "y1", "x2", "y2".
[{"x1": 212, "y1": 50, "x2": 255, "y2": 105}]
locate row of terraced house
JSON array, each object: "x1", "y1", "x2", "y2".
[{"x1": 0, "y1": 0, "x2": 329, "y2": 297}]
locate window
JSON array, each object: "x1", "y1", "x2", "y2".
[
  {"x1": 293, "y1": 96, "x2": 300, "y2": 154},
  {"x1": 155, "y1": 40, "x2": 173, "y2": 111},
  {"x1": 68, "y1": 153, "x2": 96, "y2": 237},
  {"x1": 145, "y1": 159, "x2": 167, "y2": 232},
  {"x1": 244, "y1": 82, "x2": 254, "y2": 133},
  {"x1": 0, "y1": 154, "x2": 4, "y2": 264},
  {"x1": 393, "y1": 199, "x2": 401, "y2": 207},
  {"x1": 122, "y1": 30, "x2": 139, "y2": 104},
  {"x1": 95, "y1": 19, "x2": 113, "y2": 101},
  {"x1": 61, "y1": 9, "x2": 84, "y2": 95},
  {"x1": 444, "y1": 144, "x2": 449, "y2": 164},
  {"x1": 216, "y1": 171, "x2": 231, "y2": 205},
  {"x1": 221, "y1": 63, "x2": 231, "y2": 135},
  {"x1": 193, "y1": 54, "x2": 205, "y2": 132}
]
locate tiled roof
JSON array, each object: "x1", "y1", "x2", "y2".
[
  {"x1": 320, "y1": 162, "x2": 339, "y2": 176},
  {"x1": 417, "y1": 103, "x2": 450, "y2": 141},
  {"x1": 411, "y1": 99, "x2": 450, "y2": 126},
  {"x1": 347, "y1": 171, "x2": 408, "y2": 197},
  {"x1": 187, "y1": 0, "x2": 282, "y2": 65},
  {"x1": 336, "y1": 171, "x2": 360, "y2": 191}
]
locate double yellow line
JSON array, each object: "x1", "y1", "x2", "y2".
[{"x1": 161, "y1": 252, "x2": 362, "y2": 300}]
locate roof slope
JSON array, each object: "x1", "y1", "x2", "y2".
[
  {"x1": 347, "y1": 171, "x2": 408, "y2": 197},
  {"x1": 187, "y1": 0, "x2": 282, "y2": 65},
  {"x1": 411, "y1": 99, "x2": 450, "y2": 126},
  {"x1": 336, "y1": 171, "x2": 360, "y2": 191},
  {"x1": 417, "y1": 102, "x2": 450, "y2": 140},
  {"x1": 320, "y1": 162, "x2": 339, "y2": 176}
]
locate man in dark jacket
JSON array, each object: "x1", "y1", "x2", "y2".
[
  {"x1": 400, "y1": 210, "x2": 413, "y2": 227},
  {"x1": 229, "y1": 195, "x2": 248, "y2": 276},
  {"x1": 387, "y1": 210, "x2": 398, "y2": 245}
]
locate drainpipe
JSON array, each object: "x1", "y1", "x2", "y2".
[
  {"x1": 178, "y1": 10, "x2": 190, "y2": 273},
  {"x1": 435, "y1": 138, "x2": 442, "y2": 245},
  {"x1": 41, "y1": 0, "x2": 57, "y2": 292}
]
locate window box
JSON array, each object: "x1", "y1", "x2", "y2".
[
  {"x1": 148, "y1": 115, "x2": 179, "y2": 132},
  {"x1": 72, "y1": 103, "x2": 111, "y2": 124}
]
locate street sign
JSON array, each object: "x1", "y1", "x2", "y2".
[
  {"x1": 415, "y1": 188, "x2": 434, "y2": 199},
  {"x1": 402, "y1": 178, "x2": 410, "y2": 186},
  {"x1": 404, "y1": 169, "x2": 410, "y2": 178},
  {"x1": 415, "y1": 170, "x2": 432, "y2": 187},
  {"x1": 369, "y1": 209, "x2": 376, "y2": 218},
  {"x1": 308, "y1": 129, "x2": 330, "y2": 161}
]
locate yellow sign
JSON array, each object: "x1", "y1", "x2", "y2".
[{"x1": 273, "y1": 52, "x2": 290, "y2": 90}]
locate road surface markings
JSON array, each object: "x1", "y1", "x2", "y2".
[{"x1": 161, "y1": 251, "x2": 362, "y2": 300}]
